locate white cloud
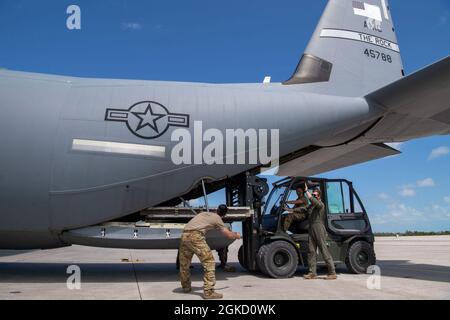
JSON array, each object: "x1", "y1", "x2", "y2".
[
  {"x1": 377, "y1": 193, "x2": 390, "y2": 200},
  {"x1": 424, "y1": 204, "x2": 450, "y2": 221},
  {"x1": 397, "y1": 178, "x2": 436, "y2": 198},
  {"x1": 444, "y1": 197, "x2": 450, "y2": 204},
  {"x1": 188, "y1": 199, "x2": 200, "y2": 207},
  {"x1": 399, "y1": 186, "x2": 415, "y2": 197},
  {"x1": 371, "y1": 201, "x2": 450, "y2": 228},
  {"x1": 428, "y1": 146, "x2": 450, "y2": 160},
  {"x1": 122, "y1": 22, "x2": 143, "y2": 30},
  {"x1": 372, "y1": 202, "x2": 427, "y2": 225},
  {"x1": 439, "y1": 11, "x2": 450, "y2": 25},
  {"x1": 417, "y1": 178, "x2": 435, "y2": 188}
]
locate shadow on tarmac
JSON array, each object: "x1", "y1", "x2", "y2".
[
  {"x1": 0, "y1": 261, "x2": 255, "y2": 284},
  {"x1": 376, "y1": 260, "x2": 450, "y2": 283},
  {"x1": 0, "y1": 250, "x2": 34, "y2": 257},
  {"x1": 0, "y1": 260, "x2": 449, "y2": 284}
]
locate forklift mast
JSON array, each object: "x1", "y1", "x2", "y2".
[{"x1": 225, "y1": 172, "x2": 269, "y2": 271}]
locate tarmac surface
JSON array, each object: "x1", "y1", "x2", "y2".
[{"x1": 1, "y1": 236, "x2": 449, "y2": 300}]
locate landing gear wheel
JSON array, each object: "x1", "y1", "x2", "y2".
[
  {"x1": 257, "y1": 241, "x2": 298, "y2": 278},
  {"x1": 345, "y1": 241, "x2": 376, "y2": 274}
]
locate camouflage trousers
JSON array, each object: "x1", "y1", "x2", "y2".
[
  {"x1": 308, "y1": 223, "x2": 335, "y2": 275},
  {"x1": 217, "y1": 247, "x2": 228, "y2": 268},
  {"x1": 179, "y1": 231, "x2": 216, "y2": 293},
  {"x1": 283, "y1": 212, "x2": 306, "y2": 231}
]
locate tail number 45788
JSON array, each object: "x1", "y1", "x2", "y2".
[{"x1": 364, "y1": 49, "x2": 392, "y2": 63}]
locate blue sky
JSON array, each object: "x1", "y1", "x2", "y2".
[{"x1": 0, "y1": 0, "x2": 449, "y2": 232}]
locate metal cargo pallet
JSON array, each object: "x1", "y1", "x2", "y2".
[{"x1": 141, "y1": 206, "x2": 254, "y2": 222}]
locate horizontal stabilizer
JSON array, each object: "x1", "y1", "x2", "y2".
[
  {"x1": 278, "y1": 143, "x2": 400, "y2": 177},
  {"x1": 364, "y1": 56, "x2": 450, "y2": 142}
]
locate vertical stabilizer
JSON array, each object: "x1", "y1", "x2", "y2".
[{"x1": 285, "y1": 0, "x2": 404, "y2": 97}]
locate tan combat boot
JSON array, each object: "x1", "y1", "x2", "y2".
[
  {"x1": 182, "y1": 287, "x2": 192, "y2": 293},
  {"x1": 203, "y1": 291, "x2": 223, "y2": 300},
  {"x1": 222, "y1": 265, "x2": 236, "y2": 272},
  {"x1": 325, "y1": 273, "x2": 337, "y2": 280},
  {"x1": 303, "y1": 273, "x2": 318, "y2": 280}
]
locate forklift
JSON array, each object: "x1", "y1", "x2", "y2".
[
  {"x1": 231, "y1": 173, "x2": 376, "y2": 279},
  {"x1": 64, "y1": 172, "x2": 376, "y2": 279}
]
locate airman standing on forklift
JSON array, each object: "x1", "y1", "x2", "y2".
[
  {"x1": 283, "y1": 185, "x2": 308, "y2": 232},
  {"x1": 178, "y1": 204, "x2": 241, "y2": 299},
  {"x1": 303, "y1": 183, "x2": 337, "y2": 280}
]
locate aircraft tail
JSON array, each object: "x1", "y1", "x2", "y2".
[{"x1": 284, "y1": 0, "x2": 404, "y2": 97}]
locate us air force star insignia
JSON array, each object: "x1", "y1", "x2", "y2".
[
  {"x1": 104, "y1": 101, "x2": 190, "y2": 139},
  {"x1": 132, "y1": 103, "x2": 165, "y2": 133}
]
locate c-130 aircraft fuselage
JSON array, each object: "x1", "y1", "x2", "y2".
[{"x1": 1, "y1": 0, "x2": 449, "y2": 249}]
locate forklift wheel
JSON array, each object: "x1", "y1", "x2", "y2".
[
  {"x1": 345, "y1": 241, "x2": 376, "y2": 274},
  {"x1": 256, "y1": 245, "x2": 268, "y2": 275},
  {"x1": 257, "y1": 241, "x2": 298, "y2": 278},
  {"x1": 238, "y1": 245, "x2": 247, "y2": 270}
]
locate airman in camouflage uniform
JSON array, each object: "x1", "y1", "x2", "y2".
[
  {"x1": 217, "y1": 246, "x2": 236, "y2": 272},
  {"x1": 302, "y1": 185, "x2": 337, "y2": 280},
  {"x1": 176, "y1": 245, "x2": 234, "y2": 272},
  {"x1": 283, "y1": 185, "x2": 309, "y2": 232},
  {"x1": 179, "y1": 231, "x2": 216, "y2": 293},
  {"x1": 179, "y1": 204, "x2": 240, "y2": 299}
]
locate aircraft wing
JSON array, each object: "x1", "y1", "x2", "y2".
[
  {"x1": 278, "y1": 143, "x2": 400, "y2": 177},
  {"x1": 279, "y1": 56, "x2": 450, "y2": 177},
  {"x1": 364, "y1": 55, "x2": 450, "y2": 141}
]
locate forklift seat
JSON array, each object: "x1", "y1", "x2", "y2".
[{"x1": 290, "y1": 219, "x2": 309, "y2": 234}]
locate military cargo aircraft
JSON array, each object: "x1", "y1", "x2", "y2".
[{"x1": 0, "y1": 0, "x2": 449, "y2": 250}]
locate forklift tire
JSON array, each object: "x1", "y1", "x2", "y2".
[
  {"x1": 345, "y1": 241, "x2": 376, "y2": 274},
  {"x1": 238, "y1": 245, "x2": 261, "y2": 272},
  {"x1": 238, "y1": 245, "x2": 247, "y2": 270},
  {"x1": 257, "y1": 241, "x2": 298, "y2": 278},
  {"x1": 256, "y1": 245, "x2": 269, "y2": 275}
]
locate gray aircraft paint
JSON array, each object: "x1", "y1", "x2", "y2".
[
  {"x1": 0, "y1": 0, "x2": 449, "y2": 249},
  {"x1": 290, "y1": 0, "x2": 404, "y2": 97}
]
